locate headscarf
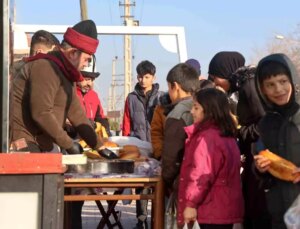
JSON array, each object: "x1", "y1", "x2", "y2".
[{"x1": 208, "y1": 51, "x2": 245, "y2": 79}]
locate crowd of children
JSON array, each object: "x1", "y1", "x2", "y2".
[{"x1": 127, "y1": 53, "x2": 300, "y2": 229}]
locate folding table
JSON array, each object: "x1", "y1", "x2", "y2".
[{"x1": 64, "y1": 176, "x2": 164, "y2": 229}]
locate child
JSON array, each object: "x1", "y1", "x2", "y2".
[
  {"x1": 254, "y1": 53, "x2": 300, "y2": 229},
  {"x1": 122, "y1": 60, "x2": 163, "y2": 229},
  {"x1": 161, "y1": 63, "x2": 199, "y2": 191},
  {"x1": 177, "y1": 88, "x2": 244, "y2": 229}
]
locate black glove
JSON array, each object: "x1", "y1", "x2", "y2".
[
  {"x1": 66, "y1": 142, "x2": 84, "y2": 155},
  {"x1": 64, "y1": 123, "x2": 77, "y2": 139},
  {"x1": 98, "y1": 148, "x2": 118, "y2": 159},
  {"x1": 89, "y1": 119, "x2": 97, "y2": 129}
]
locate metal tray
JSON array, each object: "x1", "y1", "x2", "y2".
[{"x1": 87, "y1": 159, "x2": 134, "y2": 174}]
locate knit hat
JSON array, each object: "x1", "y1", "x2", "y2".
[
  {"x1": 63, "y1": 20, "x2": 99, "y2": 55},
  {"x1": 208, "y1": 51, "x2": 245, "y2": 79},
  {"x1": 81, "y1": 56, "x2": 100, "y2": 79},
  {"x1": 185, "y1": 58, "x2": 201, "y2": 75}
]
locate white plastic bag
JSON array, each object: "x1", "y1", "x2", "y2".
[
  {"x1": 284, "y1": 193, "x2": 300, "y2": 229},
  {"x1": 108, "y1": 136, "x2": 153, "y2": 156},
  {"x1": 183, "y1": 221, "x2": 200, "y2": 229}
]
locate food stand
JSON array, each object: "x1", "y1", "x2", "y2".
[{"x1": 0, "y1": 153, "x2": 65, "y2": 229}]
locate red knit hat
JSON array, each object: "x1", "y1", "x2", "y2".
[{"x1": 63, "y1": 20, "x2": 99, "y2": 55}]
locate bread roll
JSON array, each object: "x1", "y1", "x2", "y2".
[
  {"x1": 259, "y1": 149, "x2": 300, "y2": 182},
  {"x1": 119, "y1": 145, "x2": 140, "y2": 159},
  {"x1": 119, "y1": 151, "x2": 140, "y2": 159},
  {"x1": 103, "y1": 141, "x2": 119, "y2": 148}
]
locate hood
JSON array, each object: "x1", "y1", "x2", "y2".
[{"x1": 255, "y1": 53, "x2": 300, "y2": 112}]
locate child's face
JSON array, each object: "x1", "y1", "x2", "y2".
[
  {"x1": 191, "y1": 100, "x2": 204, "y2": 123},
  {"x1": 261, "y1": 74, "x2": 292, "y2": 106},
  {"x1": 167, "y1": 82, "x2": 177, "y2": 103},
  {"x1": 137, "y1": 73, "x2": 155, "y2": 91}
]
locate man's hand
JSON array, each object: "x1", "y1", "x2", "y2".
[
  {"x1": 183, "y1": 207, "x2": 197, "y2": 224},
  {"x1": 254, "y1": 155, "x2": 271, "y2": 173},
  {"x1": 66, "y1": 142, "x2": 84, "y2": 155}
]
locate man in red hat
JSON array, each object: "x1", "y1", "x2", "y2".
[{"x1": 10, "y1": 20, "x2": 103, "y2": 154}]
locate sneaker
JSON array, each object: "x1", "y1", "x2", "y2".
[{"x1": 133, "y1": 220, "x2": 148, "y2": 229}]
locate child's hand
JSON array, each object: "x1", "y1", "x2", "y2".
[
  {"x1": 254, "y1": 155, "x2": 271, "y2": 173},
  {"x1": 292, "y1": 168, "x2": 300, "y2": 184},
  {"x1": 183, "y1": 207, "x2": 197, "y2": 224}
]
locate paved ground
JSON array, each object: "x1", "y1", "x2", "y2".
[
  {"x1": 81, "y1": 201, "x2": 243, "y2": 229},
  {"x1": 82, "y1": 200, "x2": 152, "y2": 229}
]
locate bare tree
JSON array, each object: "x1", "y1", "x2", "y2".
[{"x1": 250, "y1": 24, "x2": 300, "y2": 74}]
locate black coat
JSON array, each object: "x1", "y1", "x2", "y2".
[{"x1": 255, "y1": 53, "x2": 300, "y2": 229}]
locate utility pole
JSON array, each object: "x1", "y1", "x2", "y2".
[
  {"x1": 110, "y1": 56, "x2": 117, "y2": 111},
  {"x1": 119, "y1": 0, "x2": 138, "y2": 101},
  {"x1": 80, "y1": 0, "x2": 88, "y2": 20}
]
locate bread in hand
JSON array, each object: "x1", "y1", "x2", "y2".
[{"x1": 259, "y1": 149, "x2": 300, "y2": 182}]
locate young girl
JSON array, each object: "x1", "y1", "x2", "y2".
[{"x1": 177, "y1": 88, "x2": 244, "y2": 229}]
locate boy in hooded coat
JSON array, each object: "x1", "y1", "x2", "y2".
[{"x1": 254, "y1": 53, "x2": 300, "y2": 229}]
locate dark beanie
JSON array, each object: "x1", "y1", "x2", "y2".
[
  {"x1": 185, "y1": 58, "x2": 201, "y2": 75},
  {"x1": 208, "y1": 51, "x2": 245, "y2": 79},
  {"x1": 63, "y1": 20, "x2": 99, "y2": 55}
]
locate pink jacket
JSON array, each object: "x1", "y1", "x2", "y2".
[{"x1": 177, "y1": 121, "x2": 244, "y2": 226}]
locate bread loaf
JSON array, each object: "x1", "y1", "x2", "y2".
[
  {"x1": 103, "y1": 141, "x2": 119, "y2": 148},
  {"x1": 119, "y1": 145, "x2": 140, "y2": 159},
  {"x1": 259, "y1": 149, "x2": 300, "y2": 182}
]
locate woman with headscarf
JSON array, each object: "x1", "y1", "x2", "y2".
[{"x1": 208, "y1": 51, "x2": 271, "y2": 229}]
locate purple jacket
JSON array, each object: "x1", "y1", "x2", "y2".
[{"x1": 177, "y1": 121, "x2": 244, "y2": 225}]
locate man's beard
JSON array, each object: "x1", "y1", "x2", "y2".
[{"x1": 81, "y1": 86, "x2": 90, "y2": 93}]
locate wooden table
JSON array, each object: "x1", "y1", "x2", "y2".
[{"x1": 64, "y1": 176, "x2": 164, "y2": 229}]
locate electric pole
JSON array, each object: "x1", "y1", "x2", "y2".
[
  {"x1": 119, "y1": 0, "x2": 138, "y2": 101},
  {"x1": 110, "y1": 56, "x2": 117, "y2": 111},
  {"x1": 80, "y1": 0, "x2": 88, "y2": 20}
]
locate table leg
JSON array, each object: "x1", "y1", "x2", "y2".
[
  {"x1": 95, "y1": 190, "x2": 124, "y2": 229},
  {"x1": 152, "y1": 178, "x2": 164, "y2": 229}
]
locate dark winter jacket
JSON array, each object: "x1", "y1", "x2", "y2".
[
  {"x1": 122, "y1": 83, "x2": 163, "y2": 142},
  {"x1": 233, "y1": 66, "x2": 268, "y2": 220},
  {"x1": 161, "y1": 96, "x2": 194, "y2": 189},
  {"x1": 255, "y1": 53, "x2": 300, "y2": 228}
]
